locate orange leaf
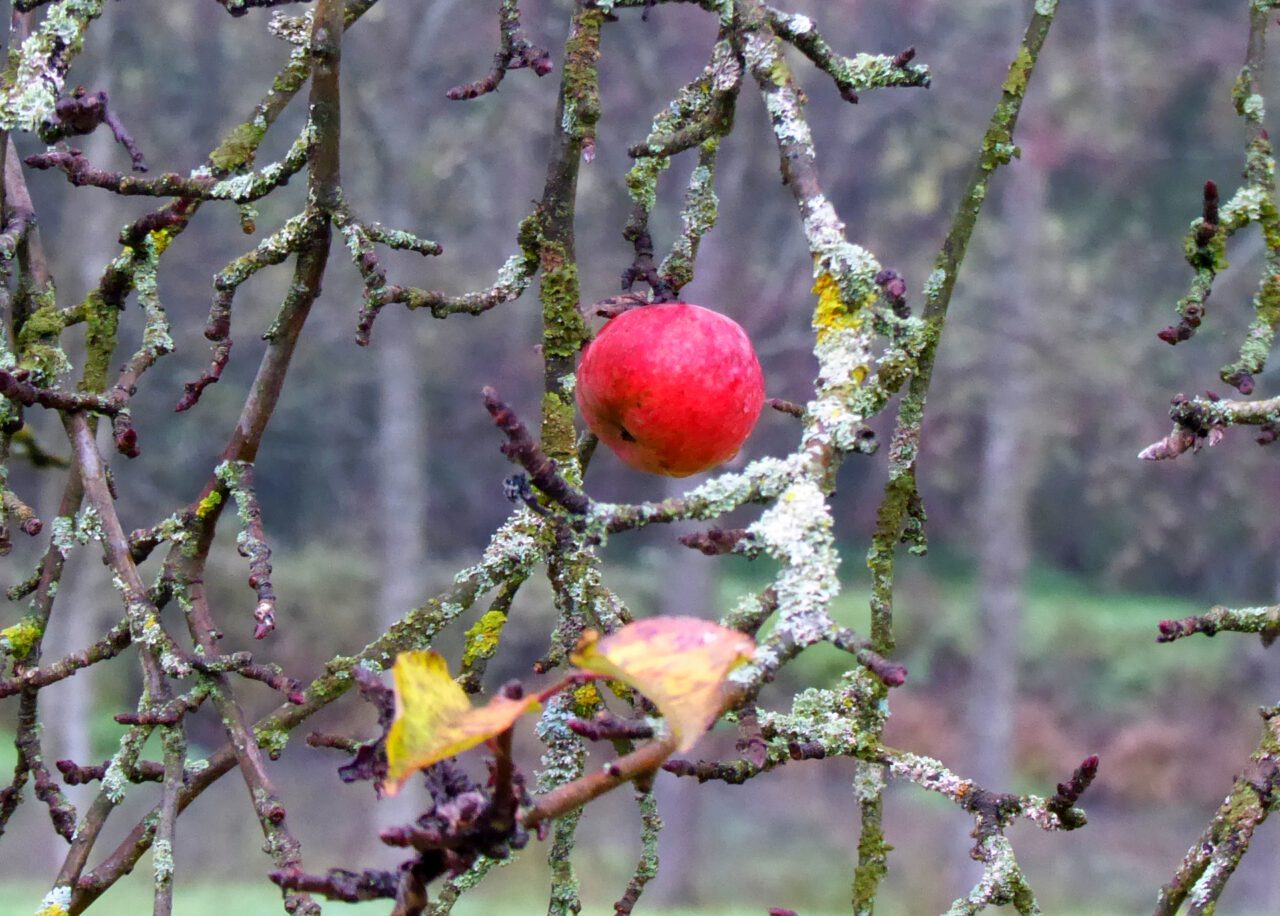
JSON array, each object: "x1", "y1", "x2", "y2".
[
  {"x1": 569, "y1": 617, "x2": 754, "y2": 753},
  {"x1": 384, "y1": 650, "x2": 540, "y2": 795}
]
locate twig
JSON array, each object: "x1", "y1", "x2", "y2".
[
  {"x1": 612, "y1": 789, "x2": 661, "y2": 914},
  {"x1": 446, "y1": 0, "x2": 553, "y2": 101},
  {"x1": 483, "y1": 387, "x2": 590, "y2": 514},
  {"x1": 0, "y1": 369, "x2": 120, "y2": 415},
  {"x1": 41, "y1": 86, "x2": 148, "y2": 171},
  {"x1": 333, "y1": 204, "x2": 443, "y2": 344},
  {"x1": 1156, "y1": 1, "x2": 1280, "y2": 397},
  {"x1": 217, "y1": 0, "x2": 316, "y2": 15},
  {"x1": 1046, "y1": 755, "x2": 1099, "y2": 830},
  {"x1": 215, "y1": 460, "x2": 278, "y2": 638},
  {"x1": 1140, "y1": 392, "x2": 1280, "y2": 460},
  {"x1": 856, "y1": 7, "x2": 1056, "y2": 903},
  {"x1": 567, "y1": 711, "x2": 655, "y2": 742},
  {"x1": 375, "y1": 214, "x2": 539, "y2": 319},
  {"x1": 26, "y1": 122, "x2": 313, "y2": 202},
  {"x1": 678, "y1": 526, "x2": 750, "y2": 556},
  {"x1": 1155, "y1": 710, "x2": 1280, "y2": 915},
  {"x1": 765, "y1": 7, "x2": 929, "y2": 103},
  {"x1": 1157, "y1": 604, "x2": 1280, "y2": 646}
]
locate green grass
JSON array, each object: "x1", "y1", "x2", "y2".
[
  {"x1": 0, "y1": 881, "x2": 1150, "y2": 915},
  {"x1": 718, "y1": 552, "x2": 1227, "y2": 708},
  {"x1": 1, "y1": 881, "x2": 844, "y2": 915}
]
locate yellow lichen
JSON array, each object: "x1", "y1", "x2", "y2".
[
  {"x1": 460, "y1": 610, "x2": 508, "y2": 669},
  {"x1": 149, "y1": 228, "x2": 175, "y2": 256},
  {"x1": 811, "y1": 271, "x2": 863, "y2": 342},
  {"x1": 195, "y1": 490, "x2": 223, "y2": 519},
  {"x1": 571, "y1": 682, "x2": 602, "y2": 718},
  {"x1": 1, "y1": 616, "x2": 43, "y2": 660}
]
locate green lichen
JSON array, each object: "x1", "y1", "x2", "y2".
[
  {"x1": 1184, "y1": 218, "x2": 1228, "y2": 271},
  {"x1": 132, "y1": 237, "x2": 172, "y2": 359},
  {"x1": 852, "y1": 814, "x2": 892, "y2": 912},
  {"x1": 254, "y1": 723, "x2": 290, "y2": 759},
  {"x1": 541, "y1": 391, "x2": 578, "y2": 467},
  {"x1": 17, "y1": 298, "x2": 70, "y2": 385},
  {"x1": 1002, "y1": 46, "x2": 1034, "y2": 97},
  {"x1": 215, "y1": 460, "x2": 257, "y2": 527},
  {"x1": 17, "y1": 301, "x2": 62, "y2": 341},
  {"x1": 660, "y1": 149, "x2": 721, "y2": 291},
  {"x1": 1223, "y1": 270, "x2": 1280, "y2": 383},
  {"x1": 209, "y1": 121, "x2": 267, "y2": 175},
  {"x1": 558, "y1": 8, "x2": 604, "y2": 143},
  {"x1": 539, "y1": 244, "x2": 586, "y2": 364},
  {"x1": 80, "y1": 289, "x2": 120, "y2": 394},
  {"x1": 625, "y1": 157, "x2": 667, "y2": 212},
  {"x1": 209, "y1": 121, "x2": 313, "y2": 202}
]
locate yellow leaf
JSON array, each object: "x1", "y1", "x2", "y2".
[
  {"x1": 384, "y1": 650, "x2": 540, "y2": 795},
  {"x1": 570, "y1": 617, "x2": 754, "y2": 753}
]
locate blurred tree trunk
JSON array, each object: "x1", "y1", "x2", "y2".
[
  {"x1": 652, "y1": 477, "x2": 715, "y2": 905},
  {"x1": 1091, "y1": 0, "x2": 1118, "y2": 118},
  {"x1": 965, "y1": 152, "x2": 1048, "y2": 790},
  {"x1": 40, "y1": 10, "x2": 121, "y2": 820},
  {"x1": 376, "y1": 327, "x2": 428, "y2": 628},
  {"x1": 354, "y1": 16, "x2": 433, "y2": 855},
  {"x1": 355, "y1": 12, "x2": 433, "y2": 632}
]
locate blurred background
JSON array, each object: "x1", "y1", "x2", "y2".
[{"x1": 3, "y1": 0, "x2": 1280, "y2": 912}]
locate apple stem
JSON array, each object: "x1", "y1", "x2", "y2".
[{"x1": 766, "y1": 397, "x2": 805, "y2": 418}]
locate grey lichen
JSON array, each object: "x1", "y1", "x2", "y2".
[
  {"x1": 152, "y1": 837, "x2": 174, "y2": 884},
  {"x1": 943, "y1": 834, "x2": 1040, "y2": 915},
  {"x1": 535, "y1": 692, "x2": 586, "y2": 916},
  {"x1": 747, "y1": 479, "x2": 839, "y2": 638},
  {"x1": 851, "y1": 761, "x2": 887, "y2": 803},
  {"x1": 133, "y1": 236, "x2": 173, "y2": 358},
  {"x1": 51, "y1": 506, "x2": 102, "y2": 558},
  {"x1": 101, "y1": 726, "x2": 150, "y2": 804},
  {"x1": 1, "y1": 0, "x2": 105, "y2": 132},
  {"x1": 35, "y1": 885, "x2": 71, "y2": 916}
]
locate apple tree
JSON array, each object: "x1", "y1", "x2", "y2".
[{"x1": 0, "y1": 1, "x2": 1276, "y2": 915}]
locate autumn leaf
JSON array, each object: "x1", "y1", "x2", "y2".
[
  {"x1": 569, "y1": 617, "x2": 755, "y2": 753},
  {"x1": 384, "y1": 650, "x2": 540, "y2": 795}
]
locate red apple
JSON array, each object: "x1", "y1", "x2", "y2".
[{"x1": 575, "y1": 302, "x2": 765, "y2": 477}]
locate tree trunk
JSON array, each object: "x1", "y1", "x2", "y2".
[
  {"x1": 965, "y1": 148, "x2": 1048, "y2": 791},
  {"x1": 376, "y1": 327, "x2": 428, "y2": 628},
  {"x1": 652, "y1": 477, "x2": 715, "y2": 905}
]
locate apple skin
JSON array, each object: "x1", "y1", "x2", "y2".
[{"x1": 575, "y1": 302, "x2": 765, "y2": 477}]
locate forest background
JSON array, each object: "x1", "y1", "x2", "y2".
[{"x1": 2, "y1": 0, "x2": 1278, "y2": 913}]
